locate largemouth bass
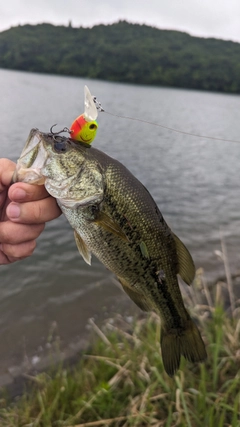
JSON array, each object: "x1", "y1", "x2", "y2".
[{"x1": 13, "y1": 128, "x2": 207, "y2": 376}]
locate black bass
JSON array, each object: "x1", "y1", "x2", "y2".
[{"x1": 13, "y1": 128, "x2": 207, "y2": 376}]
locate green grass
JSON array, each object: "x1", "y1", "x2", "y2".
[{"x1": 0, "y1": 267, "x2": 240, "y2": 427}]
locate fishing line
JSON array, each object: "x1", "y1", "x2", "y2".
[{"x1": 93, "y1": 97, "x2": 240, "y2": 144}]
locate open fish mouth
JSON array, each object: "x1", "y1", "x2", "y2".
[
  {"x1": 12, "y1": 129, "x2": 49, "y2": 184},
  {"x1": 13, "y1": 128, "x2": 79, "y2": 184}
]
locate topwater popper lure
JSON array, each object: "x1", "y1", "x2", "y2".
[{"x1": 70, "y1": 86, "x2": 99, "y2": 144}]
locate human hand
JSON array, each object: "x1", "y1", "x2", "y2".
[{"x1": 0, "y1": 158, "x2": 61, "y2": 265}]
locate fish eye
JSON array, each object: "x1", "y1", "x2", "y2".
[
  {"x1": 89, "y1": 124, "x2": 97, "y2": 130},
  {"x1": 53, "y1": 138, "x2": 68, "y2": 153}
]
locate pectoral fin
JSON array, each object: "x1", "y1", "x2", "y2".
[
  {"x1": 172, "y1": 233, "x2": 195, "y2": 285},
  {"x1": 118, "y1": 277, "x2": 152, "y2": 312},
  {"x1": 94, "y1": 212, "x2": 129, "y2": 242},
  {"x1": 74, "y1": 230, "x2": 91, "y2": 265}
]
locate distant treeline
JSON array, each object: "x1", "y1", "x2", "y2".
[{"x1": 0, "y1": 21, "x2": 240, "y2": 93}]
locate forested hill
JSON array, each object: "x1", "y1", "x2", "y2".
[{"x1": 1, "y1": 21, "x2": 240, "y2": 93}]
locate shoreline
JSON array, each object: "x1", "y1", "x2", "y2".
[{"x1": 2, "y1": 268, "x2": 240, "y2": 399}]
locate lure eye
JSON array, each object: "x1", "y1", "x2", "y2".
[
  {"x1": 53, "y1": 137, "x2": 68, "y2": 153},
  {"x1": 89, "y1": 123, "x2": 97, "y2": 130}
]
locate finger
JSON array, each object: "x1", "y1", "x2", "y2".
[
  {"x1": 0, "y1": 239, "x2": 37, "y2": 262},
  {"x1": 9, "y1": 182, "x2": 50, "y2": 203},
  {"x1": 6, "y1": 197, "x2": 61, "y2": 224},
  {"x1": 0, "y1": 220, "x2": 45, "y2": 244},
  {"x1": 0, "y1": 159, "x2": 16, "y2": 191},
  {"x1": 0, "y1": 250, "x2": 21, "y2": 265}
]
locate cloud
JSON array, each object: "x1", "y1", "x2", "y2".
[{"x1": 0, "y1": 0, "x2": 240, "y2": 43}]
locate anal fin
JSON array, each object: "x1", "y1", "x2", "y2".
[{"x1": 118, "y1": 277, "x2": 152, "y2": 312}]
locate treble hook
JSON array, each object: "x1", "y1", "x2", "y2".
[{"x1": 49, "y1": 124, "x2": 73, "y2": 136}]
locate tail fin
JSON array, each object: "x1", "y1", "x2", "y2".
[{"x1": 160, "y1": 320, "x2": 207, "y2": 377}]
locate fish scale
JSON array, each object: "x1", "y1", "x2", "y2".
[{"x1": 14, "y1": 129, "x2": 207, "y2": 376}]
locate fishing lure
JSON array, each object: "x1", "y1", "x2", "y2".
[
  {"x1": 69, "y1": 85, "x2": 240, "y2": 146},
  {"x1": 70, "y1": 86, "x2": 98, "y2": 144}
]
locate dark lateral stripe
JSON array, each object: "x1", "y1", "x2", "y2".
[{"x1": 156, "y1": 275, "x2": 183, "y2": 329}]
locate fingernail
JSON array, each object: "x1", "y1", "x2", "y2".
[
  {"x1": 7, "y1": 203, "x2": 21, "y2": 219},
  {"x1": 12, "y1": 188, "x2": 27, "y2": 200}
]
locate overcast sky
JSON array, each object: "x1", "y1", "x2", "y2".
[{"x1": 1, "y1": 0, "x2": 240, "y2": 43}]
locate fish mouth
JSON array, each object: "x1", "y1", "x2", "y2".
[{"x1": 13, "y1": 129, "x2": 48, "y2": 184}]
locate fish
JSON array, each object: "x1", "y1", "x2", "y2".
[
  {"x1": 69, "y1": 86, "x2": 98, "y2": 144},
  {"x1": 13, "y1": 128, "x2": 207, "y2": 376}
]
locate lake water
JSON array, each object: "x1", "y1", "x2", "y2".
[{"x1": 1, "y1": 68, "x2": 240, "y2": 387}]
